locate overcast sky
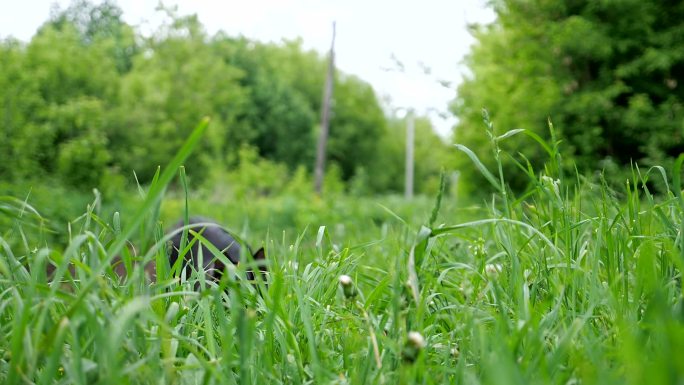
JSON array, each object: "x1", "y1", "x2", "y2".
[{"x1": 0, "y1": 0, "x2": 496, "y2": 136}]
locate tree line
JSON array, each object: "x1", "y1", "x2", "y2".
[
  {"x1": 453, "y1": 0, "x2": 684, "y2": 193},
  {"x1": 6, "y1": 1, "x2": 672, "y2": 198},
  {"x1": 0, "y1": 1, "x2": 452, "y2": 196}
]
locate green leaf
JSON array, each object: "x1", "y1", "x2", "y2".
[
  {"x1": 454, "y1": 143, "x2": 502, "y2": 192},
  {"x1": 495, "y1": 128, "x2": 525, "y2": 142}
]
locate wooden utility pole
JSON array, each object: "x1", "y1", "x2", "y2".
[
  {"x1": 405, "y1": 109, "x2": 415, "y2": 199},
  {"x1": 314, "y1": 22, "x2": 336, "y2": 195}
]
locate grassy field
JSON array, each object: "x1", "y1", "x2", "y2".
[{"x1": 1, "y1": 121, "x2": 683, "y2": 384}]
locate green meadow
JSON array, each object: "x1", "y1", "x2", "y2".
[
  {"x1": 2, "y1": 119, "x2": 683, "y2": 384},
  {"x1": 2, "y1": 1, "x2": 684, "y2": 383}
]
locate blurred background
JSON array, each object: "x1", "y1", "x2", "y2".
[{"x1": 0, "y1": 0, "x2": 682, "y2": 242}]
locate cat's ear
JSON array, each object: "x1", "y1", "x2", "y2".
[{"x1": 253, "y1": 247, "x2": 266, "y2": 260}]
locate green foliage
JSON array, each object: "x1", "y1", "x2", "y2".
[
  {"x1": 114, "y1": 14, "x2": 247, "y2": 183},
  {"x1": 216, "y1": 37, "x2": 317, "y2": 170},
  {"x1": 0, "y1": 40, "x2": 43, "y2": 180},
  {"x1": 0, "y1": 180, "x2": 127, "y2": 257},
  {"x1": 453, "y1": 0, "x2": 684, "y2": 193},
  {"x1": 2, "y1": 1, "x2": 452, "y2": 195},
  {"x1": 27, "y1": 23, "x2": 119, "y2": 104},
  {"x1": 327, "y1": 75, "x2": 388, "y2": 180},
  {"x1": 215, "y1": 145, "x2": 292, "y2": 199},
  {"x1": 57, "y1": 130, "x2": 111, "y2": 188},
  {"x1": 2, "y1": 113, "x2": 683, "y2": 384},
  {"x1": 231, "y1": 38, "x2": 395, "y2": 184},
  {"x1": 48, "y1": 0, "x2": 138, "y2": 73}
]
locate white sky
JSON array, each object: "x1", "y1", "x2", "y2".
[{"x1": 0, "y1": 0, "x2": 496, "y2": 136}]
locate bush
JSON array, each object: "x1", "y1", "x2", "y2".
[{"x1": 57, "y1": 131, "x2": 112, "y2": 189}]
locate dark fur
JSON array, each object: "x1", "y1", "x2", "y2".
[
  {"x1": 48, "y1": 217, "x2": 267, "y2": 289},
  {"x1": 167, "y1": 217, "x2": 266, "y2": 284}
]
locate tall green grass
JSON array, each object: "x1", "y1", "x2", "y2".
[{"x1": 1, "y1": 113, "x2": 683, "y2": 384}]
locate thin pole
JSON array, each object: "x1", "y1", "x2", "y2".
[
  {"x1": 405, "y1": 109, "x2": 414, "y2": 199},
  {"x1": 314, "y1": 22, "x2": 336, "y2": 195}
]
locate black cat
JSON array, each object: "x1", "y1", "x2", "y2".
[{"x1": 166, "y1": 217, "x2": 267, "y2": 285}]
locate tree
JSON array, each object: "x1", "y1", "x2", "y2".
[
  {"x1": 218, "y1": 37, "x2": 390, "y2": 185},
  {"x1": 0, "y1": 39, "x2": 43, "y2": 180},
  {"x1": 0, "y1": 21, "x2": 119, "y2": 184},
  {"x1": 326, "y1": 74, "x2": 387, "y2": 181},
  {"x1": 115, "y1": 14, "x2": 247, "y2": 183},
  {"x1": 452, "y1": 0, "x2": 684, "y2": 193},
  {"x1": 212, "y1": 36, "x2": 317, "y2": 170},
  {"x1": 48, "y1": 0, "x2": 138, "y2": 73},
  {"x1": 367, "y1": 115, "x2": 453, "y2": 194},
  {"x1": 0, "y1": 1, "x2": 403, "y2": 193}
]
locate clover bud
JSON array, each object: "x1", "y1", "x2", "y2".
[
  {"x1": 402, "y1": 331, "x2": 426, "y2": 363},
  {"x1": 339, "y1": 274, "x2": 357, "y2": 299}
]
